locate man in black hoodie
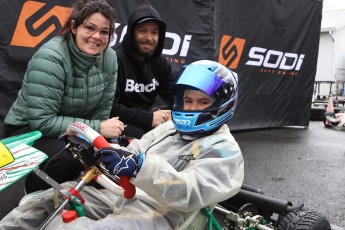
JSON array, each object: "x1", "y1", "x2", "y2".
[{"x1": 110, "y1": 3, "x2": 175, "y2": 139}]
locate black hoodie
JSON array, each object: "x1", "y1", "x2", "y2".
[{"x1": 110, "y1": 3, "x2": 175, "y2": 131}]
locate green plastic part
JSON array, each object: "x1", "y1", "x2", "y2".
[
  {"x1": 1, "y1": 131, "x2": 42, "y2": 149},
  {"x1": 69, "y1": 196, "x2": 85, "y2": 217},
  {"x1": 202, "y1": 207, "x2": 222, "y2": 230}
]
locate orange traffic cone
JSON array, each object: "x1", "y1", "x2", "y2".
[{"x1": 326, "y1": 96, "x2": 334, "y2": 113}]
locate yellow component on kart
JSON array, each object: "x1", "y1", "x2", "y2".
[{"x1": 0, "y1": 142, "x2": 14, "y2": 168}]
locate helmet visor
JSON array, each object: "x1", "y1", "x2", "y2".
[{"x1": 176, "y1": 65, "x2": 223, "y2": 96}]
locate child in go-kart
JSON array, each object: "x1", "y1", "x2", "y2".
[
  {"x1": 0, "y1": 60, "x2": 244, "y2": 229},
  {"x1": 323, "y1": 96, "x2": 345, "y2": 127}
]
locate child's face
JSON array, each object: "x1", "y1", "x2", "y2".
[{"x1": 183, "y1": 90, "x2": 213, "y2": 111}]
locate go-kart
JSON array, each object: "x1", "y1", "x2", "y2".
[{"x1": 0, "y1": 122, "x2": 335, "y2": 230}]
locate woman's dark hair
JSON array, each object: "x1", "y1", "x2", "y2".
[{"x1": 59, "y1": 0, "x2": 117, "y2": 45}]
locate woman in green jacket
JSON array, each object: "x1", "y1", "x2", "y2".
[{"x1": 3, "y1": 0, "x2": 122, "y2": 193}]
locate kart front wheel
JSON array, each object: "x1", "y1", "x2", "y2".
[{"x1": 276, "y1": 209, "x2": 331, "y2": 230}]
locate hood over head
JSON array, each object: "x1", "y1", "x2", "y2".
[{"x1": 122, "y1": 3, "x2": 167, "y2": 59}]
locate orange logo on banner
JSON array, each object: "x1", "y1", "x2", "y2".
[
  {"x1": 218, "y1": 35, "x2": 246, "y2": 70},
  {"x1": 10, "y1": 1, "x2": 71, "y2": 48}
]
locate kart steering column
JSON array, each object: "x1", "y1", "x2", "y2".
[{"x1": 39, "y1": 166, "x2": 99, "y2": 230}]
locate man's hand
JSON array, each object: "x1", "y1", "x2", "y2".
[{"x1": 99, "y1": 147, "x2": 144, "y2": 177}]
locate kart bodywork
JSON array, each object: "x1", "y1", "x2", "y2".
[{"x1": 0, "y1": 131, "x2": 47, "y2": 192}]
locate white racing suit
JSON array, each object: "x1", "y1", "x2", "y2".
[{"x1": 0, "y1": 121, "x2": 244, "y2": 229}]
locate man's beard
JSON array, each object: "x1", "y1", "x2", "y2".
[{"x1": 134, "y1": 40, "x2": 156, "y2": 58}]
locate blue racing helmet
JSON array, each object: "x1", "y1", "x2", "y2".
[{"x1": 171, "y1": 60, "x2": 238, "y2": 140}]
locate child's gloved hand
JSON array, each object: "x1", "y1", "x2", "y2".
[{"x1": 99, "y1": 147, "x2": 144, "y2": 177}]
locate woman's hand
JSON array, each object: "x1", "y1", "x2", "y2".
[
  {"x1": 152, "y1": 110, "x2": 171, "y2": 128},
  {"x1": 100, "y1": 117, "x2": 125, "y2": 138}
]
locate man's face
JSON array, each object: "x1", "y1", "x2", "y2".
[
  {"x1": 183, "y1": 90, "x2": 214, "y2": 111},
  {"x1": 133, "y1": 21, "x2": 159, "y2": 58}
]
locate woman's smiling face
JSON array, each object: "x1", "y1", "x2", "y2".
[{"x1": 72, "y1": 12, "x2": 110, "y2": 55}]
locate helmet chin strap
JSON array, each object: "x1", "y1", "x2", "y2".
[
  {"x1": 179, "y1": 127, "x2": 219, "y2": 141},
  {"x1": 180, "y1": 134, "x2": 197, "y2": 141}
]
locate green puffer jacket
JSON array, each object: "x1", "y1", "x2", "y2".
[{"x1": 4, "y1": 34, "x2": 117, "y2": 137}]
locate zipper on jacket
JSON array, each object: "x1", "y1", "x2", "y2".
[
  {"x1": 81, "y1": 71, "x2": 88, "y2": 115},
  {"x1": 81, "y1": 56, "x2": 102, "y2": 116}
]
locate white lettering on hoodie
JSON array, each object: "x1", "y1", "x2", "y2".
[{"x1": 125, "y1": 78, "x2": 159, "y2": 92}]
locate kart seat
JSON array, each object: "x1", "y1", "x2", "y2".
[{"x1": 178, "y1": 204, "x2": 217, "y2": 230}]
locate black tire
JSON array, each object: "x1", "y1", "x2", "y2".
[
  {"x1": 310, "y1": 107, "x2": 326, "y2": 121},
  {"x1": 310, "y1": 105, "x2": 344, "y2": 121},
  {"x1": 276, "y1": 209, "x2": 331, "y2": 230}
]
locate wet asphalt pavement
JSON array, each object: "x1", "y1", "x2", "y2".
[
  {"x1": 0, "y1": 121, "x2": 344, "y2": 228},
  {"x1": 232, "y1": 121, "x2": 345, "y2": 228}
]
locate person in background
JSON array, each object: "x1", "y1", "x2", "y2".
[
  {"x1": 110, "y1": 3, "x2": 175, "y2": 139},
  {"x1": 3, "y1": 0, "x2": 121, "y2": 194},
  {"x1": 0, "y1": 60, "x2": 244, "y2": 229},
  {"x1": 323, "y1": 96, "x2": 345, "y2": 127}
]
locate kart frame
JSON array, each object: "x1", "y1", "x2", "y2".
[{"x1": 0, "y1": 122, "x2": 337, "y2": 230}]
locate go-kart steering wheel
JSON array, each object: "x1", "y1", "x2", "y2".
[{"x1": 66, "y1": 121, "x2": 136, "y2": 199}]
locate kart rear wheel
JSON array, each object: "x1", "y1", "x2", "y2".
[{"x1": 276, "y1": 209, "x2": 331, "y2": 230}]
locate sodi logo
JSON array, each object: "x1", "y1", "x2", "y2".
[
  {"x1": 218, "y1": 34, "x2": 305, "y2": 77},
  {"x1": 218, "y1": 35, "x2": 246, "y2": 70},
  {"x1": 245, "y1": 47, "x2": 305, "y2": 76},
  {"x1": 10, "y1": 1, "x2": 71, "y2": 48}
]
